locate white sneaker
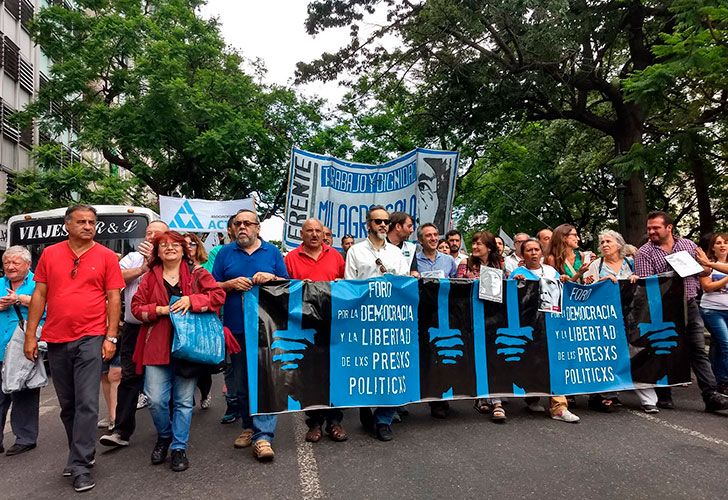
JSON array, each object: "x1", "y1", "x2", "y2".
[
  {"x1": 551, "y1": 409, "x2": 580, "y2": 423},
  {"x1": 97, "y1": 418, "x2": 110, "y2": 429},
  {"x1": 201, "y1": 394, "x2": 212, "y2": 410},
  {"x1": 526, "y1": 402, "x2": 546, "y2": 413},
  {"x1": 136, "y1": 393, "x2": 150, "y2": 409}
]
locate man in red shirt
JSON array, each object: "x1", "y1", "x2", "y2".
[
  {"x1": 284, "y1": 218, "x2": 347, "y2": 443},
  {"x1": 24, "y1": 205, "x2": 124, "y2": 493}
]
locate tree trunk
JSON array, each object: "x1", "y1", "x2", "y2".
[
  {"x1": 614, "y1": 120, "x2": 648, "y2": 245},
  {"x1": 686, "y1": 132, "x2": 714, "y2": 236}
]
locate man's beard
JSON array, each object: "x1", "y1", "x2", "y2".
[
  {"x1": 237, "y1": 234, "x2": 256, "y2": 248},
  {"x1": 369, "y1": 228, "x2": 387, "y2": 241}
]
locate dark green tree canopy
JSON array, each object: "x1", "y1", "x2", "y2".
[{"x1": 22, "y1": 0, "x2": 324, "y2": 215}]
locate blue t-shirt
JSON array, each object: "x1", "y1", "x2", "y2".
[
  {"x1": 510, "y1": 264, "x2": 560, "y2": 281},
  {"x1": 212, "y1": 239, "x2": 288, "y2": 332},
  {"x1": 415, "y1": 251, "x2": 458, "y2": 278},
  {"x1": 0, "y1": 271, "x2": 39, "y2": 360}
]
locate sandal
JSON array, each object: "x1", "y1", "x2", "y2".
[
  {"x1": 473, "y1": 399, "x2": 491, "y2": 414},
  {"x1": 305, "y1": 426, "x2": 323, "y2": 443},
  {"x1": 588, "y1": 397, "x2": 616, "y2": 413},
  {"x1": 491, "y1": 405, "x2": 506, "y2": 423},
  {"x1": 327, "y1": 423, "x2": 348, "y2": 442}
]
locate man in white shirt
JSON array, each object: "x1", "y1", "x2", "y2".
[
  {"x1": 504, "y1": 232, "x2": 530, "y2": 276},
  {"x1": 445, "y1": 230, "x2": 468, "y2": 262},
  {"x1": 100, "y1": 220, "x2": 168, "y2": 449},
  {"x1": 344, "y1": 206, "x2": 409, "y2": 441},
  {"x1": 386, "y1": 212, "x2": 418, "y2": 275}
]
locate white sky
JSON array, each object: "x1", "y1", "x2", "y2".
[{"x1": 198, "y1": 1, "x2": 352, "y2": 240}]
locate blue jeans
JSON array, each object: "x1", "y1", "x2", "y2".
[
  {"x1": 374, "y1": 407, "x2": 395, "y2": 426},
  {"x1": 229, "y1": 332, "x2": 277, "y2": 442},
  {"x1": 144, "y1": 365, "x2": 197, "y2": 450},
  {"x1": 701, "y1": 307, "x2": 728, "y2": 385}
]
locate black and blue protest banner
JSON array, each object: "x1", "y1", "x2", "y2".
[{"x1": 245, "y1": 275, "x2": 689, "y2": 414}]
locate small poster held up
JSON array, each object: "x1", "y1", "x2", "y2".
[
  {"x1": 479, "y1": 267, "x2": 504, "y2": 303},
  {"x1": 538, "y1": 277, "x2": 563, "y2": 313}
]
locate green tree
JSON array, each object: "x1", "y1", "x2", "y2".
[
  {"x1": 624, "y1": 0, "x2": 728, "y2": 234},
  {"x1": 22, "y1": 0, "x2": 323, "y2": 216},
  {"x1": 0, "y1": 145, "x2": 137, "y2": 220},
  {"x1": 298, "y1": 0, "x2": 689, "y2": 243}
]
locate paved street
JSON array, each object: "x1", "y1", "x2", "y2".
[{"x1": 4, "y1": 375, "x2": 728, "y2": 499}]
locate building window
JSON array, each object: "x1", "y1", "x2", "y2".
[
  {"x1": 3, "y1": 38, "x2": 20, "y2": 82},
  {"x1": 21, "y1": 0, "x2": 34, "y2": 32},
  {"x1": 19, "y1": 57, "x2": 33, "y2": 93},
  {"x1": 2, "y1": 101, "x2": 21, "y2": 143},
  {"x1": 5, "y1": 0, "x2": 21, "y2": 20},
  {"x1": 0, "y1": 32, "x2": 4, "y2": 70},
  {"x1": 20, "y1": 122, "x2": 33, "y2": 149}
]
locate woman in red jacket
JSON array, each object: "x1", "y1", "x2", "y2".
[{"x1": 131, "y1": 231, "x2": 225, "y2": 472}]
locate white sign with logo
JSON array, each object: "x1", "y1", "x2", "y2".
[
  {"x1": 0, "y1": 223, "x2": 7, "y2": 250},
  {"x1": 159, "y1": 196, "x2": 255, "y2": 233}
]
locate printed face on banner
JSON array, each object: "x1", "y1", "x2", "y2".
[{"x1": 283, "y1": 149, "x2": 458, "y2": 250}]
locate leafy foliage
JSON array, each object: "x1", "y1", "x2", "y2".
[
  {"x1": 0, "y1": 145, "x2": 137, "y2": 220},
  {"x1": 21, "y1": 0, "x2": 323, "y2": 216}
]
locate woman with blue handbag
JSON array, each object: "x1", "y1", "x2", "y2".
[{"x1": 131, "y1": 231, "x2": 225, "y2": 472}]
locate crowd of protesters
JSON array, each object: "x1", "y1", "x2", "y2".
[{"x1": 1, "y1": 203, "x2": 727, "y2": 493}]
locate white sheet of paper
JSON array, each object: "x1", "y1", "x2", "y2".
[
  {"x1": 665, "y1": 251, "x2": 704, "y2": 277},
  {"x1": 479, "y1": 267, "x2": 504, "y2": 302},
  {"x1": 421, "y1": 270, "x2": 445, "y2": 279}
]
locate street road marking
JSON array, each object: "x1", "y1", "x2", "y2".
[
  {"x1": 628, "y1": 409, "x2": 728, "y2": 448},
  {"x1": 294, "y1": 417, "x2": 324, "y2": 499}
]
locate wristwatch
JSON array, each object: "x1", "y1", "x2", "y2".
[{"x1": 104, "y1": 336, "x2": 118, "y2": 344}]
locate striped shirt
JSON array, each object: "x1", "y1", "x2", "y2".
[{"x1": 635, "y1": 238, "x2": 699, "y2": 299}]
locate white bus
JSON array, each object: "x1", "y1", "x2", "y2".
[{"x1": 6, "y1": 205, "x2": 159, "y2": 265}]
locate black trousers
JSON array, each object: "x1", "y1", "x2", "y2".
[
  {"x1": 657, "y1": 298, "x2": 717, "y2": 403},
  {"x1": 113, "y1": 322, "x2": 144, "y2": 440},
  {"x1": 47, "y1": 335, "x2": 103, "y2": 478},
  {"x1": 0, "y1": 362, "x2": 40, "y2": 447}
]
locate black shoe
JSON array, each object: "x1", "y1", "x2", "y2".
[
  {"x1": 375, "y1": 424, "x2": 393, "y2": 441},
  {"x1": 705, "y1": 392, "x2": 728, "y2": 413},
  {"x1": 718, "y1": 383, "x2": 728, "y2": 396},
  {"x1": 359, "y1": 407, "x2": 374, "y2": 431},
  {"x1": 220, "y1": 411, "x2": 240, "y2": 424},
  {"x1": 429, "y1": 401, "x2": 449, "y2": 419},
  {"x1": 5, "y1": 443, "x2": 36, "y2": 456},
  {"x1": 657, "y1": 399, "x2": 675, "y2": 410},
  {"x1": 73, "y1": 473, "x2": 95, "y2": 493},
  {"x1": 151, "y1": 438, "x2": 172, "y2": 465},
  {"x1": 0, "y1": 443, "x2": 3, "y2": 454},
  {"x1": 170, "y1": 449, "x2": 189, "y2": 472}
]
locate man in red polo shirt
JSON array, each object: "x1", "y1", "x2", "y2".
[
  {"x1": 284, "y1": 218, "x2": 347, "y2": 443},
  {"x1": 24, "y1": 205, "x2": 124, "y2": 493}
]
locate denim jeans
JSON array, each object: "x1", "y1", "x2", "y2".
[
  {"x1": 701, "y1": 307, "x2": 728, "y2": 385},
  {"x1": 144, "y1": 365, "x2": 197, "y2": 450},
  {"x1": 229, "y1": 332, "x2": 277, "y2": 442},
  {"x1": 374, "y1": 407, "x2": 395, "y2": 425}
]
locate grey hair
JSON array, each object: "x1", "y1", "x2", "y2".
[
  {"x1": 3, "y1": 245, "x2": 32, "y2": 264},
  {"x1": 234, "y1": 209, "x2": 260, "y2": 224},
  {"x1": 598, "y1": 229, "x2": 626, "y2": 258}
]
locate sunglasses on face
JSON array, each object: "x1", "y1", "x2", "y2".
[
  {"x1": 370, "y1": 218, "x2": 390, "y2": 226},
  {"x1": 186, "y1": 242, "x2": 197, "y2": 247},
  {"x1": 71, "y1": 257, "x2": 81, "y2": 279},
  {"x1": 233, "y1": 220, "x2": 259, "y2": 228},
  {"x1": 375, "y1": 258, "x2": 387, "y2": 274}
]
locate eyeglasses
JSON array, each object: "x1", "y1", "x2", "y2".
[
  {"x1": 71, "y1": 257, "x2": 81, "y2": 279},
  {"x1": 187, "y1": 242, "x2": 198, "y2": 247},
  {"x1": 375, "y1": 258, "x2": 387, "y2": 274},
  {"x1": 159, "y1": 242, "x2": 182, "y2": 249},
  {"x1": 233, "y1": 220, "x2": 260, "y2": 228},
  {"x1": 370, "y1": 218, "x2": 390, "y2": 226}
]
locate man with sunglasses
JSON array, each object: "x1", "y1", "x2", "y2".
[
  {"x1": 24, "y1": 205, "x2": 125, "y2": 493},
  {"x1": 344, "y1": 205, "x2": 409, "y2": 441},
  {"x1": 212, "y1": 209, "x2": 288, "y2": 461}
]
